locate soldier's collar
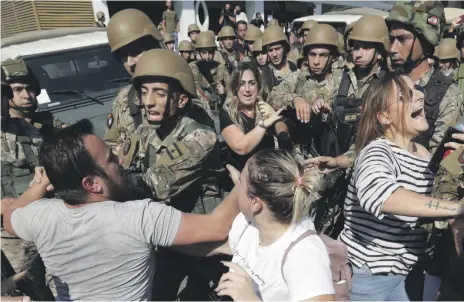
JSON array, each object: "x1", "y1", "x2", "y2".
[{"x1": 416, "y1": 65, "x2": 434, "y2": 87}]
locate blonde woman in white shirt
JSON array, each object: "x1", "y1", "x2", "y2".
[{"x1": 181, "y1": 149, "x2": 335, "y2": 301}]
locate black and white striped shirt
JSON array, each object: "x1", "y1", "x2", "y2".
[{"x1": 339, "y1": 138, "x2": 433, "y2": 275}]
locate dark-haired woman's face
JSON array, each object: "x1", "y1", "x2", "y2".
[
  {"x1": 237, "y1": 70, "x2": 259, "y2": 107},
  {"x1": 386, "y1": 76, "x2": 427, "y2": 139}
]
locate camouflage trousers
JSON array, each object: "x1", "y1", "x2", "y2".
[{"x1": 1, "y1": 230, "x2": 54, "y2": 300}]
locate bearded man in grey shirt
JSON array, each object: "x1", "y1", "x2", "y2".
[{"x1": 1, "y1": 119, "x2": 239, "y2": 301}]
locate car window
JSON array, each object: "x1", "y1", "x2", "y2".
[{"x1": 25, "y1": 45, "x2": 128, "y2": 94}]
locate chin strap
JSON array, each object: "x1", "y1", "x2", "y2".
[{"x1": 402, "y1": 35, "x2": 428, "y2": 73}]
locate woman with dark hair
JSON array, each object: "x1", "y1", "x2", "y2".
[
  {"x1": 339, "y1": 72, "x2": 464, "y2": 300},
  {"x1": 219, "y1": 62, "x2": 282, "y2": 190}
]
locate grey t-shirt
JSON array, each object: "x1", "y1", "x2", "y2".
[{"x1": 11, "y1": 198, "x2": 181, "y2": 301}]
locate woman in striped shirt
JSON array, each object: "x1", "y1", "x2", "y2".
[{"x1": 339, "y1": 72, "x2": 464, "y2": 301}]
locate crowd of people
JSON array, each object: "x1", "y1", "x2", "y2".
[{"x1": 2, "y1": 0, "x2": 464, "y2": 301}]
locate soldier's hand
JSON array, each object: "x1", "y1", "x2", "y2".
[
  {"x1": 31, "y1": 166, "x2": 54, "y2": 192},
  {"x1": 226, "y1": 164, "x2": 240, "y2": 186},
  {"x1": 304, "y1": 156, "x2": 339, "y2": 174},
  {"x1": 312, "y1": 100, "x2": 332, "y2": 115},
  {"x1": 257, "y1": 101, "x2": 276, "y2": 119},
  {"x1": 293, "y1": 97, "x2": 310, "y2": 123},
  {"x1": 263, "y1": 107, "x2": 285, "y2": 128},
  {"x1": 1, "y1": 271, "x2": 28, "y2": 295},
  {"x1": 217, "y1": 84, "x2": 225, "y2": 95},
  {"x1": 444, "y1": 133, "x2": 464, "y2": 151}
]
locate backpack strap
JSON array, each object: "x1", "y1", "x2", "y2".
[
  {"x1": 15, "y1": 120, "x2": 38, "y2": 170},
  {"x1": 127, "y1": 86, "x2": 143, "y2": 129},
  {"x1": 337, "y1": 69, "x2": 351, "y2": 98},
  {"x1": 281, "y1": 229, "x2": 317, "y2": 283}
]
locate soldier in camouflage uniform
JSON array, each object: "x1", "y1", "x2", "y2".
[
  {"x1": 244, "y1": 23, "x2": 262, "y2": 54},
  {"x1": 178, "y1": 40, "x2": 195, "y2": 63},
  {"x1": 2, "y1": 59, "x2": 65, "y2": 134},
  {"x1": 299, "y1": 19, "x2": 318, "y2": 46},
  {"x1": 121, "y1": 49, "x2": 223, "y2": 301},
  {"x1": 216, "y1": 26, "x2": 241, "y2": 75},
  {"x1": 262, "y1": 25, "x2": 298, "y2": 82},
  {"x1": 386, "y1": 1, "x2": 464, "y2": 154},
  {"x1": 190, "y1": 32, "x2": 229, "y2": 110},
  {"x1": 163, "y1": 32, "x2": 176, "y2": 51},
  {"x1": 187, "y1": 23, "x2": 201, "y2": 61},
  {"x1": 434, "y1": 38, "x2": 461, "y2": 81},
  {"x1": 104, "y1": 9, "x2": 164, "y2": 153},
  {"x1": 1, "y1": 64, "x2": 54, "y2": 301}
]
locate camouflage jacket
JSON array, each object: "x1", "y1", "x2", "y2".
[
  {"x1": 1, "y1": 118, "x2": 41, "y2": 164},
  {"x1": 135, "y1": 115, "x2": 219, "y2": 208},
  {"x1": 190, "y1": 61, "x2": 229, "y2": 107},
  {"x1": 416, "y1": 67, "x2": 464, "y2": 154},
  {"x1": 457, "y1": 63, "x2": 464, "y2": 96},
  {"x1": 216, "y1": 49, "x2": 241, "y2": 74},
  {"x1": 270, "y1": 60, "x2": 297, "y2": 83},
  {"x1": 341, "y1": 66, "x2": 384, "y2": 99},
  {"x1": 104, "y1": 84, "x2": 144, "y2": 153},
  {"x1": 267, "y1": 69, "x2": 343, "y2": 110}
]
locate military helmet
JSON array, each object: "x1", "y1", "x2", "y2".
[
  {"x1": 434, "y1": 38, "x2": 461, "y2": 62},
  {"x1": 244, "y1": 24, "x2": 262, "y2": 42},
  {"x1": 107, "y1": 9, "x2": 163, "y2": 53},
  {"x1": 133, "y1": 49, "x2": 196, "y2": 97},
  {"x1": 386, "y1": 1, "x2": 445, "y2": 46},
  {"x1": 252, "y1": 37, "x2": 263, "y2": 53},
  {"x1": 304, "y1": 24, "x2": 339, "y2": 51},
  {"x1": 218, "y1": 26, "x2": 236, "y2": 39},
  {"x1": 262, "y1": 25, "x2": 288, "y2": 49},
  {"x1": 299, "y1": 20, "x2": 318, "y2": 33},
  {"x1": 195, "y1": 31, "x2": 217, "y2": 49},
  {"x1": 348, "y1": 15, "x2": 389, "y2": 52},
  {"x1": 178, "y1": 40, "x2": 194, "y2": 52},
  {"x1": 163, "y1": 32, "x2": 175, "y2": 44},
  {"x1": 269, "y1": 19, "x2": 280, "y2": 27},
  {"x1": 1, "y1": 59, "x2": 41, "y2": 95},
  {"x1": 188, "y1": 23, "x2": 201, "y2": 35},
  {"x1": 96, "y1": 11, "x2": 105, "y2": 20}
]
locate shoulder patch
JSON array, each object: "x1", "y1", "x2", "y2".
[
  {"x1": 107, "y1": 113, "x2": 114, "y2": 129},
  {"x1": 157, "y1": 142, "x2": 189, "y2": 166}
]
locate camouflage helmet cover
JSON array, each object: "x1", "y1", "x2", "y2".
[
  {"x1": 244, "y1": 24, "x2": 262, "y2": 42},
  {"x1": 348, "y1": 15, "x2": 389, "y2": 52},
  {"x1": 386, "y1": 1, "x2": 445, "y2": 46},
  {"x1": 133, "y1": 49, "x2": 196, "y2": 97},
  {"x1": 195, "y1": 31, "x2": 217, "y2": 49},
  {"x1": 434, "y1": 38, "x2": 461, "y2": 62},
  {"x1": 188, "y1": 23, "x2": 201, "y2": 34},
  {"x1": 107, "y1": 9, "x2": 163, "y2": 52},
  {"x1": 1, "y1": 59, "x2": 41, "y2": 95},
  {"x1": 218, "y1": 26, "x2": 236, "y2": 39},
  {"x1": 178, "y1": 40, "x2": 194, "y2": 52}
]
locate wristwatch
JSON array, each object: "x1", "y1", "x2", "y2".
[{"x1": 258, "y1": 120, "x2": 267, "y2": 129}]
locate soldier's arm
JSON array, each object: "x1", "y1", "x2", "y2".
[
  {"x1": 143, "y1": 129, "x2": 218, "y2": 200},
  {"x1": 267, "y1": 73, "x2": 301, "y2": 110},
  {"x1": 189, "y1": 63, "x2": 202, "y2": 87},
  {"x1": 429, "y1": 85, "x2": 462, "y2": 154},
  {"x1": 104, "y1": 86, "x2": 131, "y2": 153}
]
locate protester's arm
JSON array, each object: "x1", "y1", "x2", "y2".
[
  {"x1": 2, "y1": 180, "x2": 49, "y2": 237},
  {"x1": 162, "y1": 11, "x2": 167, "y2": 32},
  {"x1": 175, "y1": 13, "x2": 180, "y2": 32},
  {"x1": 170, "y1": 239, "x2": 232, "y2": 256},
  {"x1": 219, "y1": 14, "x2": 224, "y2": 25},
  {"x1": 172, "y1": 185, "x2": 239, "y2": 245},
  {"x1": 227, "y1": 14, "x2": 236, "y2": 23}
]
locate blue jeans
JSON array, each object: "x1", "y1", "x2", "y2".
[{"x1": 350, "y1": 264, "x2": 410, "y2": 301}]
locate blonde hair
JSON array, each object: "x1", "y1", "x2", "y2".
[
  {"x1": 355, "y1": 71, "x2": 411, "y2": 152},
  {"x1": 223, "y1": 62, "x2": 264, "y2": 131},
  {"x1": 247, "y1": 149, "x2": 322, "y2": 224}
]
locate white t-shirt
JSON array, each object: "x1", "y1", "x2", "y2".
[
  {"x1": 228, "y1": 213, "x2": 334, "y2": 301},
  {"x1": 11, "y1": 198, "x2": 181, "y2": 301}
]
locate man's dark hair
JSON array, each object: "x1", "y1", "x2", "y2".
[
  {"x1": 237, "y1": 20, "x2": 248, "y2": 28},
  {"x1": 39, "y1": 119, "x2": 108, "y2": 205}
]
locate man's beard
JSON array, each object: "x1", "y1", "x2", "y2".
[{"x1": 107, "y1": 171, "x2": 151, "y2": 202}]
